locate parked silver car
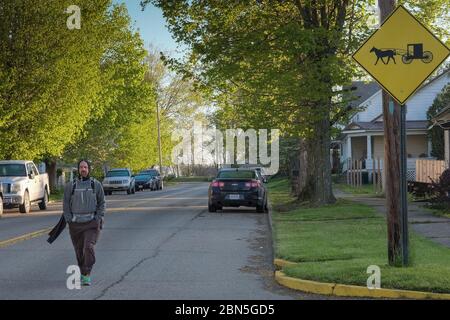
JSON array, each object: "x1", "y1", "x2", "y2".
[{"x1": 102, "y1": 168, "x2": 136, "y2": 195}]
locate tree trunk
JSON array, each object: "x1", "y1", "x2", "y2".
[
  {"x1": 295, "y1": 139, "x2": 308, "y2": 198},
  {"x1": 45, "y1": 158, "x2": 57, "y2": 193},
  {"x1": 298, "y1": 110, "x2": 335, "y2": 205}
]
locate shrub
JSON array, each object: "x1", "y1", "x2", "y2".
[{"x1": 429, "y1": 169, "x2": 450, "y2": 212}]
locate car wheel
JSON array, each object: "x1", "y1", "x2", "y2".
[
  {"x1": 19, "y1": 190, "x2": 31, "y2": 214},
  {"x1": 132, "y1": 186, "x2": 136, "y2": 194},
  {"x1": 127, "y1": 187, "x2": 131, "y2": 195},
  {"x1": 38, "y1": 189, "x2": 49, "y2": 210},
  {"x1": 208, "y1": 203, "x2": 217, "y2": 212}
]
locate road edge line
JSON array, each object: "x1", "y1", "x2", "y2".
[{"x1": 0, "y1": 228, "x2": 52, "y2": 248}]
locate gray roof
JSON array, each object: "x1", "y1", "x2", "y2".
[
  {"x1": 343, "y1": 81, "x2": 381, "y2": 108},
  {"x1": 433, "y1": 106, "x2": 450, "y2": 120},
  {"x1": 344, "y1": 120, "x2": 429, "y2": 131}
]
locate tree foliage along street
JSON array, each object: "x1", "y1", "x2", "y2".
[
  {"x1": 144, "y1": 0, "x2": 449, "y2": 205},
  {"x1": 144, "y1": 0, "x2": 378, "y2": 205},
  {"x1": 62, "y1": 3, "x2": 161, "y2": 175},
  {"x1": 0, "y1": 1, "x2": 189, "y2": 186},
  {"x1": 428, "y1": 84, "x2": 450, "y2": 160},
  {"x1": 0, "y1": 0, "x2": 109, "y2": 160}
]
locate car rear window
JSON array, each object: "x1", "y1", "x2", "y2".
[
  {"x1": 135, "y1": 174, "x2": 151, "y2": 179},
  {"x1": 140, "y1": 170, "x2": 158, "y2": 176},
  {"x1": 217, "y1": 170, "x2": 256, "y2": 179}
]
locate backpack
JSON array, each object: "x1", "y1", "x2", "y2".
[{"x1": 71, "y1": 178, "x2": 95, "y2": 196}]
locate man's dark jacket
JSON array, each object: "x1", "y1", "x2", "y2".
[{"x1": 47, "y1": 215, "x2": 66, "y2": 244}]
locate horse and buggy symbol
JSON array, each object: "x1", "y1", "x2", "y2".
[{"x1": 370, "y1": 43, "x2": 433, "y2": 65}]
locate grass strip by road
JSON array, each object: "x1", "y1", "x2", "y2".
[
  {"x1": 268, "y1": 177, "x2": 450, "y2": 294},
  {"x1": 333, "y1": 183, "x2": 383, "y2": 197},
  {"x1": 49, "y1": 188, "x2": 64, "y2": 202}
]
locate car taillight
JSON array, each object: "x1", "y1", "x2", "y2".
[
  {"x1": 246, "y1": 180, "x2": 260, "y2": 188},
  {"x1": 211, "y1": 181, "x2": 224, "y2": 188}
]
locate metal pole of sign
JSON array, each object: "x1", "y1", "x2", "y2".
[{"x1": 399, "y1": 103, "x2": 409, "y2": 265}]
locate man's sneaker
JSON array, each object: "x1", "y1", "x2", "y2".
[{"x1": 81, "y1": 275, "x2": 91, "y2": 286}]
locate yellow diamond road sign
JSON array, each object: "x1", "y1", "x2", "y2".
[{"x1": 353, "y1": 5, "x2": 450, "y2": 105}]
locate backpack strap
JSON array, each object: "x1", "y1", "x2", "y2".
[
  {"x1": 71, "y1": 180, "x2": 77, "y2": 196},
  {"x1": 71, "y1": 178, "x2": 95, "y2": 195}
]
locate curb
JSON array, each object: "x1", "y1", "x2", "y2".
[
  {"x1": 267, "y1": 199, "x2": 276, "y2": 261},
  {"x1": 274, "y1": 259, "x2": 450, "y2": 300}
]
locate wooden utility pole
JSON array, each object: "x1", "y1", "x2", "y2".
[{"x1": 379, "y1": 0, "x2": 407, "y2": 266}]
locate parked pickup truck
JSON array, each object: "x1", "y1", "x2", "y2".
[{"x1": 0, "y1": 160, "x2": 49, "y2": 214}]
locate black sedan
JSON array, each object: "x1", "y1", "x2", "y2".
[
  {"x1": 0, "y1": 183, "x2": 3, "y2": 216},
  {"x1": 134, "y1": 173, "x2": 153, "y2": 191},
  {"x1": 208, "y1": 168, "x2": 268, "y2": 213}
]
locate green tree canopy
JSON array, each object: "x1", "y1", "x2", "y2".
[
  {"x1": 428, "y1": 83, "x2": 450, "y2": 159},
  {"x1": 0, "y1": 0, "x2": 111, "y2": 160}
]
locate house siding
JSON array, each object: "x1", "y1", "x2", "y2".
[
  {"x1": 351, "y1": 72, "x2": 450, "y2": 123},
  {"x1": 406, "y1": 73, "x2": 450, "y2": 120},
  {"x1": 351, "y1": 136, "x2": 366, "y2": 160},
  {"x1": 407, "y1": 135, "x2": 428, "y2": 158},
  {"x1": 366, "y1": 134, "x2": 428, "y2": 160},
  {"x1": 373, "y1": 136, "x2": 384, "y2": 159}
]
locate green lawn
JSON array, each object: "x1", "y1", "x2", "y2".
[
  {"x1": 334, "y1": 183, "x2": 382, "y2": 196},
  {"x1": 49, "y1": 188, "x2": 64, "y2": 202},
  {"x1": 268, "y1": 178, "x2": 450, "y2": 293}
]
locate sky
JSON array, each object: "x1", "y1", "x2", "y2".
[{"x1": 113, "y1": 0, "x2": 185, "y2": 58}]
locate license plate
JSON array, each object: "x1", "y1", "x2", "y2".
[
  {"x1": 228, "y1": 194, "x2": 241, "y2": 200},
  {"x1": 3, "y1": 198, "x2": 11, "y2": 204}
]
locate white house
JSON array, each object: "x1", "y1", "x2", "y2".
[
  {"x1": 431, "y1": 105, "x2": 450, "y2": 167},
  {"x1": 339, "y1": 69, "x2": 450, "y2": 181}
]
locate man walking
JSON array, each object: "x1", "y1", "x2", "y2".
[{"x1": 63, "y1": 159, "x2": 105, "y2": 286}]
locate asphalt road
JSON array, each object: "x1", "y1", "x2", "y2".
[{"x1": 0, "y1": 182, "x2": 325, "y2": 300}]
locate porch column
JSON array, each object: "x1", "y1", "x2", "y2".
[
  {"x1": 366, "y1": 135, "x2": 372, "y2": 160},
  {"x1": 347, "y1": 136, "x2": 352, "y2": 160},
  {"x1": 367, "y1": 135, "x2": 372, "y2": 182},
  {"x1": 427, "y1": 137, "x2": 432, "y2": 157},
  {"x1": 445, "y1": 130, "x2": 450, "y2": 168}
]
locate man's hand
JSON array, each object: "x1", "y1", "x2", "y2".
[{"x1": 96, "y1": 216, "x2": 104, "y2": 229}]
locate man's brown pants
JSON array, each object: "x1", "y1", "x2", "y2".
[{"x1": 69, "y1": 219, "x2": 101, "y2": 276}]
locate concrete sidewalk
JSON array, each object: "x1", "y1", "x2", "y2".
[{"x1": 335, "y1": 189, "x2": 450, "y2": 248}]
